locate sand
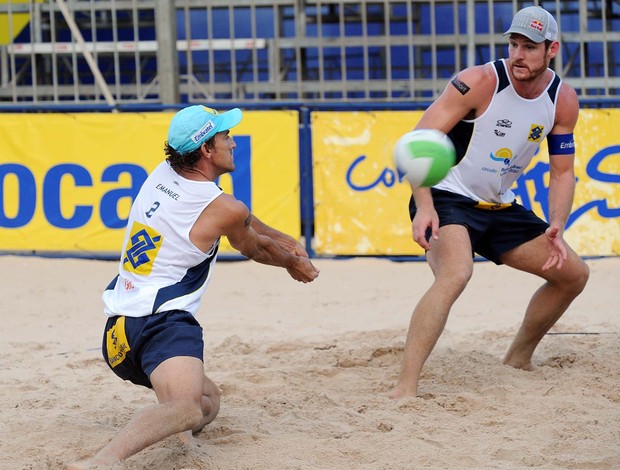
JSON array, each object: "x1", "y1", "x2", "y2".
[{"x1": 1, "y1": 255, "x2": 619, "y2": 470}]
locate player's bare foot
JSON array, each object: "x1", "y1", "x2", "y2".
[
  {"x1": 176, "y1": 430, "x2": 197, "y2": 447},
  {"x1": 66, "y1": 458, "x2": 107, "y2": 469},
  {"x1": 503, "y1": 357, "x2": 538, "y2": 371},
  {"x1": 67, "y1": 462, "x2": 85, "y2": 470},
  {"x1": 67, "y1": 459, "x2": 91, "y2": 470},
  {"x1": 388, "y1": 385, "x2": 417, "y2": 400},
  {"x1": 67, "y1": 453, "x2": 122, "y2": 470}
]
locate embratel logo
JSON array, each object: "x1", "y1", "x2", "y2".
[
  {"x1": 191, "y1": 120, "x2": 215, "y2": 143},
  {"x1": 490, "y1": 147, "x2": 513, "y2": 165},
  {"x1": 122, "y1": 221, "x2": 163, "y2": 275},
  {"x1": 528, "y1": 124, "x2": 545, "y2": 142},
  {"x1": 530, "y1": 20, "x2": 544, "y2": 32}
]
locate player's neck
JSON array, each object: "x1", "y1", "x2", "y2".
[
  {"x1": 178, "y1": 166, "x2": 215, "y2": 182},
  {"x1": 509, "y1": 66, "x2": 552, "y2": 99}
]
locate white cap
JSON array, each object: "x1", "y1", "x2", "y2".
[{"x1": 504, "y1": 6, "x2": 558, "y2": 43}]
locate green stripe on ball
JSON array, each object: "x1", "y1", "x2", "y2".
[{"x1": 394, "y1": 129, "x2": 456, "y2": 187}]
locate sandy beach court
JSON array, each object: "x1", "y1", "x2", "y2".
[{"x1": 1, "y1": 255, "x2": 618, "y2": 469}]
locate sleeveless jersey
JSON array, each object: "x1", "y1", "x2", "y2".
[
  {"x1": 103, "y1": 161, "x2": 223, "y2": 318},
  {"x1": 435, "y1": 59, "x2": 561, "y2": 204}
]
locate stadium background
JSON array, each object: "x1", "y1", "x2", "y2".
[{"x1": 1, "y1": 0, "x2": 618, "y2": 258}]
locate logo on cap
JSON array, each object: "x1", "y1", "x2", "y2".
[
  {"x1": 530, "y1": 20, "x2": 544, "y2": 32},
  {"x1": 191, "y1": 120, "x2": 215, "y2": 143}
]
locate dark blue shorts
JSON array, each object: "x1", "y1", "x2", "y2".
[
  {"x1": 408, "y1": 188, "x2": 549, "y2": 265},
  {"x1": 102, "y1": 310, "x2": 204, "y2": 389}
]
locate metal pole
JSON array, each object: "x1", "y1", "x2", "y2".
[
  {"x1": 55, "y1": 0, "x2": 116, "y2": 107},
  {"x1": 466, "y1": 0, "x2": 475, "y2": 68},
  {"x1": 155, "y1": 0, "x2": 179, "y2": 104}
]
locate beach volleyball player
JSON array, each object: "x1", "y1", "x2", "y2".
[
  {"x1": 69, "y1": 105, "x2": 319, "y2": 468},
  {"x1": 389, "y1": 6, "x2": 590, "y2": 399}
]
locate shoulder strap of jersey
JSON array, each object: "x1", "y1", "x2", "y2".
[
  {"x1": 547, "y1": 72, "x2": 562, "y2": 104},
  {"x1": 492, "y1": 59, "x2": 510, "y2": 94}
]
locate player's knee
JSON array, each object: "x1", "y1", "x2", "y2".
[
  {"x1": 572, "y1": 260, "x2": 589, "y2": 293},
  {"x1": 205, "y1": 378, "x2": 221, "y2": 398},
  {"x1": 206, "y1": 391, "x2": 221, "y2": 422},
  {"x1": 438, "y1": 266, "x2": 472, "y2": 292},
  {"x1": 195, "y1": 381, "x2": 221, "y2": 428},
  {"x1": 174, "y1": 400, "x2": 205, "y2": 431},
  {"x1": 459, "y1": 266, "x2": 473, "y2": 285},
  {"x1": 559, "y1": 258, "x2": 589, "y2": 295}
]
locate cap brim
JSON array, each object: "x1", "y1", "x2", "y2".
[
  {"x1": 218, "y1": 108, "x2": 243, "y2": 133},
  {"x1": 503, "y1": 28, "x2": 545, "y2": 43}
]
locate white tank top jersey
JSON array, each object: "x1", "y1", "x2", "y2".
[
  {"x1": 103, "y1": 160, "x2": 223, "y2": 318},
  {"x1": 435, "y1": 58, "x2": 562, "y2": 205}
]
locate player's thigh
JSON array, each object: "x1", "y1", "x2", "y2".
[
  {"x1": 150, "y1": 356, "x2": 206, "y2": 403},
  {"x1": 500, "y1": 234, "x2": 588, "y2": 283},
  {"x1": 427, "y1": 224, "x2": 474, "y2": 281}
]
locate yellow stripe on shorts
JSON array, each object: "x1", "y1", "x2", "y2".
[
  {"x1": 475, "y1": 201, "x2": 512, "y2": 210},
  {"x1": 106, "y1": 316, "x2": 131, "y2": 368}
]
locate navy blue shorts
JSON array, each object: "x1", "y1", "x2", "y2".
[
  {"x1": 102, "y1": 310, "x2": 204, "y2": 389},
  {"x1": 408, "y1": 188, "x2": 549, "y2": 264}
]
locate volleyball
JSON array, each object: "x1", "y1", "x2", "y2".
[{"x1": 393, "y1": 129, "x2": 456, "y2": 187}]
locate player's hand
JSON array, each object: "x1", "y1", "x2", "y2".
[
  {"x1": 287, "y1": 256, "x2": 320, "y2": 283},
  {"x1": 411, "y1": 208, "x2": 439, "y2": 251},
  {"x1": 276, "y1": 236, "x2": 309, "y2": 258},
  {"x1": 542, "y1": 226, "x2": 568, "y2": 270},
  {"x1": 290, "y1": 242, "x2": 309, "y2": 258}
]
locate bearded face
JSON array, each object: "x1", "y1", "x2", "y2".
[{"x1": 507, "y1": 35, "x2": 557, "y2": 83}]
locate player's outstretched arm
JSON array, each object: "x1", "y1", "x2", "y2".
[
  {"x1": 406, "y1": 65, "x2": 495, "y2": 252},
  {"x1": 250, "y1": 214, "x2": 309, "y2": 257},
  {"x1": 205, "y1": 195, "x2": 319, "y2": 282}
]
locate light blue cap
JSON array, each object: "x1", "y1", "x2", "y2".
[{"x1": 167, "y1": 105, "x2": 243, "y2": 153}]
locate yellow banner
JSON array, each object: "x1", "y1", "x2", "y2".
[
  {"x1": 312, "y1": 110, "x2": 620, "y2": 257},
  {"x1": 0, "y1": 111, "x2": 300, "y2": 256}
]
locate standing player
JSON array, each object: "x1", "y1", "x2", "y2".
[
  {"x1": 389, "y1": 6, "x2": 590, "y2": 399},
  {"x1": 69, "y1": 105, "x2": 319, "y2": 468}
]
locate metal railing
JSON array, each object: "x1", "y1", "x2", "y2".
[{"x1": 1, "y1": 0, "x2": 619, "y2": 106}]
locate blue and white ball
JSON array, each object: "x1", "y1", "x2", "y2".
[{"x1": 393, "y1": 129, "x2": 456, "y2": 187}]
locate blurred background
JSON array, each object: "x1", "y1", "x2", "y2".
[
  {"x1": 1, "y1": 0, "x2": 618, "y2": 107},
  {"x1": 0, "y1": 1, "x2": 618, "y2": 259}
]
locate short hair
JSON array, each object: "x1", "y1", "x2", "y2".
[{"x1": 164, "y1": 137, "x2": 215, "y2": 173}]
